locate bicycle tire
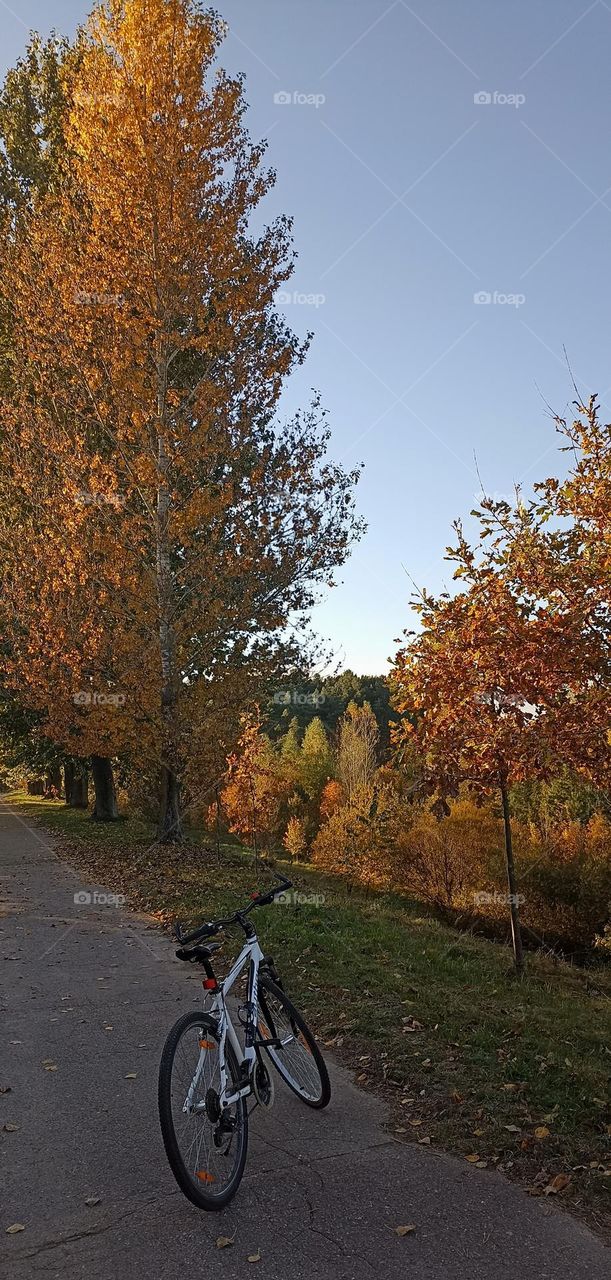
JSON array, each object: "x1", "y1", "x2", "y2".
[
  {"x1": 258, "y1": 977, "x2": 331, "y2": 1109},
  {"x1": 158, "y1": 1011, "x2": 248, "y2": 1209}
]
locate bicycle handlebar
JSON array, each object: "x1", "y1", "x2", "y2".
[{"x1": 174, "y1": 872, "x2": 293, "y2": 946}]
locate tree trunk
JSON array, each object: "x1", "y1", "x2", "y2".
[
  {"x1": 73, "y1": 769, "x2": 89, "y2": 808},
  {"x1": 90, "y1": 755, "x2": 119, "y2": 821},
  {"x1": 155, "y1": 339, "x2": 183, "y2": 844},
  {"x1": 44, "y1": 765, "x2": 62, "y2": 798},
  {"x1": 27, "y1": 777, "x2": 45, "y2": 795},
  {"x1": 65, "y1": 763, "x2": 88, "y2": 808},
  {"x1": 499, "y1": 771, "x2": 525, "y2": 975},
  {"x1": 158, "y1": 762, "x2": 181, "y2": 842},
  {"x1": 63, "y1": 761, "x2": 74, "y2": 804},
  {"x1": 215, "y1": 786, "x2": 221, "y2": 865}
]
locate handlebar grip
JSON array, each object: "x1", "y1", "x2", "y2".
[
  {"x1": 175, "y1": 920, "x2": 217, "y2": 945},
  {"x1": 273, "y1": 873, "x2": 293, "y2": 890}
]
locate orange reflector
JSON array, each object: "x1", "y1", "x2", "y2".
[
  {"x1": 196, "y1": 1170, "x2": 215, "y2": 1183},
  {"x1": 199, "y1": 1039, "x2": 215, "y2": 1050}
]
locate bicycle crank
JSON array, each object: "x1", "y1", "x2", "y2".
[{"x1": 252, "y1": 1058, "x2": 275, "y2": 1109}]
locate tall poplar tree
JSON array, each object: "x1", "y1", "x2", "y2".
[{"x1": 0, "y1": 0, "x2": 362, "y2": 840}]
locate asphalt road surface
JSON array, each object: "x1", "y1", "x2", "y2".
[{"x1": 0, "y1": 800, "x2": 608, "y2": 1279}]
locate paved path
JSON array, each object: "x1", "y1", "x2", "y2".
[{"x1": 0, "y1": 801, "x2": 608, "y2": 1279}]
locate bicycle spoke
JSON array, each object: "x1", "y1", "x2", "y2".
[{"x1": 164, "y1": 1020, "x2": 246, "y2": 1200}]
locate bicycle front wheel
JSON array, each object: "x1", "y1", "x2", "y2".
[
  {"x1": 158, "y1": 1011, "x2": 248, "y2": 1210},
  {"x1": 258, "y1": 978, "x2": 330, "y2": 1109}
]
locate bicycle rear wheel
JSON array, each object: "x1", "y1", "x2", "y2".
[
  {"x1": 158, "y1": 1011, "x2": 248, "y2": 1209},
  {"x1": 258, "y1": 977, "x2": 330, "y2": 1109}
]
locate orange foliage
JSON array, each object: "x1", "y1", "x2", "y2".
[
  {"x1": 222, "y1": 715, "x2": 292, "y2": 850},
  {"x1": 319, "y1": 779, "x2": 345, "y2": 822},
  {"x1": 0, "y1": 0, "x2": 361, "y2": 833}
]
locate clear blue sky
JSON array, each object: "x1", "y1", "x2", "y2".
[{"x1": 2, "y1": 0, "x2": 610, "y2": 673}]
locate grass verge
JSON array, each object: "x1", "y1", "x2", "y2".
[{"x1": 8, "y1": 791, "x2": 610, "y2": 1233}]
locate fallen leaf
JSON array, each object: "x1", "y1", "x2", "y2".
[
  {"x1": 84, "y1": 1196, "x2": 100, "y2": 1207},
  {"x1": 473, "y1": 1128, "x2": 485, "y2": 1137},
  {"x1": 124, "y1": 1073, "x2": 137, "y2": 1079},
  {"x1": 476, "y1": 1160, "x2": 488, "y2": 1169},
  {"x1": 450, "y1": 1090, "x2": 464, "y2": 1104},
  {"x1": 465, "y1": 1153, "x2": 480, "y2": 1163},
  {"x1": 216, "y1": 1236, "x2": 234, "y2": 1249},
  {"x1": 544, "y1": 1173, "x2": 571, "y2": 1196},
  {"x1": 247, "y1": 1252, "x2": 261, "y2": 1263},
  {"x1": 408, "y1": 1118, "x2": 423, "y2": 1127},
  {"x1": 401, "y1": 1017, "x2": 423, "y2": 1032},
  {"x1": 395, "y1": 1225, "x2": 416, "y2": 1236},
  {"x1": 418, "y1": 1136, "x2": 431, "y2": 1145},
  {"x1": 394, "y1": 1126, "x2": 407, "y2": 1134},
  {"x1": 504, "y1": 1125, "x2": 520, "y2": 1133},
  {"x1": 534, "y1": 1126, "x2": 550, "y2": 1139},
  {"x1": 0, "y1": 1086, "x2": 11, "y2": 1094},
  {"x1": 3, "y1": 1123, "x2": 19, "y2": 1132},
  {"x1": 5, "y1": 1223, "x2": 25, "y2": 1234}
]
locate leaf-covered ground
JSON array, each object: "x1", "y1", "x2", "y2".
[{"x1": 11, "y1": 792, "x2": 610, "y2": 1234}]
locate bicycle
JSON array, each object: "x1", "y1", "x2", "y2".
[{"x1": 158, "y1": 872, "x2": 331, "y2": 1209}]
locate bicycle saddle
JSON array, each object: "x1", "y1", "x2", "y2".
[{"x1": 176, "y1": 943, "x2": 223, "y2": 963}]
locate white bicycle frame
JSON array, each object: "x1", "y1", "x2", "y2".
[{"x1": 184, "y1": 931, "x2": 265, "y2": 1114}]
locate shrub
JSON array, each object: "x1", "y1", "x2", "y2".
[
  {"x1": 312, "y1": 785, "x2": 394, "y2": 890},
  {"x1": 314, "y1": 790, "x2": 611, "y2": 950},
  {"x1": 391, "y1": 798, "x2": 499, "y2": 911},
  {"x1": 283, "y1": 815, "x2": 308, "y2": 861}
]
